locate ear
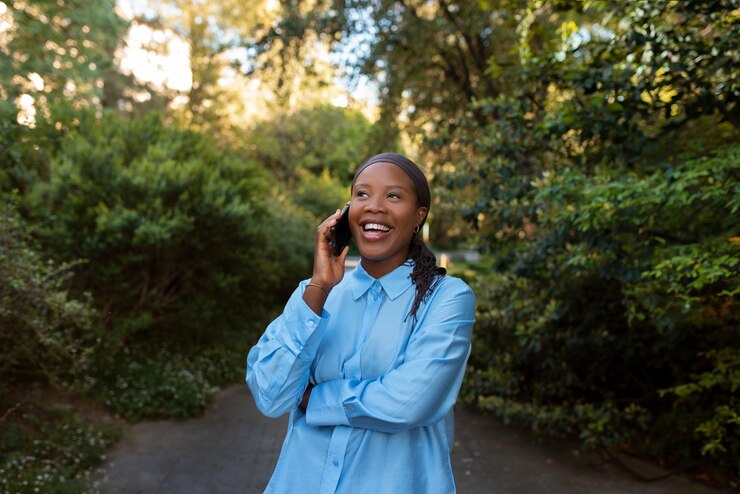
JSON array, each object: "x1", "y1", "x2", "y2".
[{"x1": 416, "y1": 207, "x2": 428, "y2": 227}]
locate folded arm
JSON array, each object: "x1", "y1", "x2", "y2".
[{"x1": 305, "y1": 279, "x2": 475, "y2": 433}]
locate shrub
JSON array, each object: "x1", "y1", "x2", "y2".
[
  {"x1": 20, "y1": 110, "x2": 312, "y2": 346},
  {"x1": 464, "y1": 145, "x2": 740, "y2": 472},
  {"x1": 0, "y1": 201, "x2": 98, "y2": 389},
  {"x1": 86, "y1": 328, "x2": 252, "y2": 421},
  {"x1": 0, "y1": 395, "x2": 119, "y2": 494},
  {"x1": 247, "y1": 104, "x2": 372, "y2": 184}
]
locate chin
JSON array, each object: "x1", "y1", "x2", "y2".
[{"x1": 358, "y1": 246, "x2": 405, "y2": 263}]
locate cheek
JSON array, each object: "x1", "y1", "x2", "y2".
[{"x1": 348, "y1": 208, "x2": 362, "y2": 234}]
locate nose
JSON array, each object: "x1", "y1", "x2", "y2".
[{"x1": 364, "y1": 196, "x2": 386, "y2": 213}]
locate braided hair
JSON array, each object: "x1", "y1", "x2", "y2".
[{"x1": 352, "y1": 153, "x2": 446, "y2": 325}]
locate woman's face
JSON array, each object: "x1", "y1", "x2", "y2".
[{"x1": 349, "y1": 162, "x2": 427, "y2": 278}]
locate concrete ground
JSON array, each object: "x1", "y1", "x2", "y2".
[{"x1": 96, "y1": 385, "x2": 729, "y2": 494}]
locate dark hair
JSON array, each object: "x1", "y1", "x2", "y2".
[{"x1": 352, "y1": 153, "x2": 446, "y2": 324}]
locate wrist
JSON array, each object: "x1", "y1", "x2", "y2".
[
  {"x1": 300, "y1": 383, "x2": 314, "y2": 410},
  {"x1": 306, "y1": 282, "x2": 329, "y2": 297},
  {"x1": 308, "y1": 279, "x2": 334, "y2": 293}
]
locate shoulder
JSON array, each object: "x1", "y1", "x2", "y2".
[
  {"x1": 425, "y1": 274, "x2": 475, "y2": 314},
  {"x1": 435, "y1": 275, "x2": 475, "y2": 299},
  {"x1": 411, "y1": 274, "x2": 475, "y2": 331}
]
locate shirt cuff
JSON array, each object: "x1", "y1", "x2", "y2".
[
  {"x1": 279, "y1": 283, "x2": 330, "y2": 357},
  {"x1": 305, "y1": 379, "x2": 351, "y2": 427}
]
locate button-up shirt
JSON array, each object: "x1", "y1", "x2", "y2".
[{"x1": 246, "y1": 261, "x2": 475, "y2": 494}]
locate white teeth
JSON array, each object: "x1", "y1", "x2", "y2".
[{"x1": 364, "y1": 223, "x2": 391, "y2": 232}]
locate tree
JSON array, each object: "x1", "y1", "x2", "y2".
[
  {"x1": 0, "y1": 0, "x2": 127, "y2": 119},
  {"x1": 247, "y1": 103, "x2": 373, "y2": 184},
  {"x1": 452, "y1": 0, "x2": 740, "y2": 475},
  {"x1": 122, "y1": 0, "x2": 349, "y2": 144},
  {"x1": 252, "y1": 0, "x2": 525, "y2": 147},
  {"x1": 17, "y1": 109, "x2": 313, "y2": 346}
]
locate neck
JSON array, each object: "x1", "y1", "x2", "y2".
[{"x1": 361, "y1": 251, "x2": 409, "y2": 279}]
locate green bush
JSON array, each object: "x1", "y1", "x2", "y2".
[
  {"x1": 18, "y1": 110, "x2": 312, "y2": 346},
  {"x1": 0, "y1": 201, "x2": 98, "y2": 389},
  {"x1": 0, "y1": 396, "x2": 120, "y2": 494},
  {"x1": 87, "y1": 333, "x2": 251, "y2": 421},
  {"x1": 464, "y1": 145, "x2": 739, "y2": 471},
  {"x1": 292, "y1": 168, "x2": 350, "y2": 219},
  {"x1": 246, "y1": 104, "x2": 372, "y2": 184}
]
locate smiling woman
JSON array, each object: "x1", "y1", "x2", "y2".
[{"x1": 246, "y1": 153, "x2": 476, "y2": 494}]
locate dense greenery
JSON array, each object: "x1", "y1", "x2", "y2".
[
  {"x1": 0, "y1": 202, "x2": 97, "y2": 391},
  {"x1": 0, "y1": 0, "x2": 127, "y2": 111},
  {"x1": 247, "y1": 104, "x2": 373, "y2": 184},
  {"x1": 0, "y1": 2, "x2": 323, "y2": 484},
  {"x1": 465, "y1": 146, "x2": 739, "y2": 469},
  {"x1": 29, "y1": 111, "x2": 310, "y2": 339},
  {"x1": 0, "y1": 108, "x2": 318, "y2": 492}
]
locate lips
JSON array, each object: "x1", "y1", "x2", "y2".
[
  {"x1": 359, "y1": 221, "x2": 393, "y2": 240},
  {"x1": 363, "y1": 223, "x2": 391, "y2": 232}
]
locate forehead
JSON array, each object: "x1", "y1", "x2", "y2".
[{"x1": 352, "y1": 162, "x2": 415, "y2": 190}]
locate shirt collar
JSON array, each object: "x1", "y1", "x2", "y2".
[{"x1": 349, "y1": 260, "x2": 415, "y2": 301}]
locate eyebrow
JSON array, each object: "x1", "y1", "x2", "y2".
[{"x1": 353, "y1": 183, "x2": 411, "y2": 192}]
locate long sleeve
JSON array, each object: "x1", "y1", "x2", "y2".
[
  {"x1": 246, "y1": 281, "x2": 329, "y2": 418},
  {"x1": 305, "y1": 278, "x2": 475, "y2": 433}
]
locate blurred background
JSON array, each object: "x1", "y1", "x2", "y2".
[{"x1": 0, "y1": 0, "x2": 738, "y2": 491}]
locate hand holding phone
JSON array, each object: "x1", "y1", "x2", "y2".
[{"x1": 330, "y1": 201, "x2": 351, "y2": 257}]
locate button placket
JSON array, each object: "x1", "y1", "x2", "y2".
[
  {"x1": 317, "y1": 426, "x2": 351, "y2": 493},
  {"x1": 343, "y1": 281, "x2": 384, "y2": 378}
]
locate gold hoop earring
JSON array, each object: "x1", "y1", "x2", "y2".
[{"x1": 413, "y1": 224, "x2": 420, "y2": 235}]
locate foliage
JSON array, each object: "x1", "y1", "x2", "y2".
[
  {"x1": 245, "y1": 103, "x2": 372, "y2": 221},
  {"x1": 247, "y1": 104, "x2": 373, "y2": 184},
  {"x1": 253, "y1": 0, "x2": 521, "y2": 141},
  {"x1": 661, "y1": 348, "x2": 740, "y2": 469},
  {"x1": 127, "y1": 0, "x2": 266, "y2": 139},
  {"x1": 465, "y1": 146, "x2": 739, "y2": 471},
  {"x1": 292, "y1": 168, "x2": 351, "y2": 219},
  {"x1": 0, "y1": 0, "x2": 127, "y2": 116},
  {"x1": 87, "y1": 329, "x2": 253, "y2": 421},
  {"x1": 0, "y1": 109, "x2": 314, "y2": 351},
  {"x1": 0, "y1": 393, "x2": 120, "y2": 494},
  {"x1": 0, "y1": 201, "x2": 98, "y2": 389}
]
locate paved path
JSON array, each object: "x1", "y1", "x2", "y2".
[{"x1": 97, "y1": 385, "x2": 727, "y2": 494}]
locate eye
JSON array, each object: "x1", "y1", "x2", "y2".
[
  {"x1": 387, "y1": 192, "x2": 401, "y2": 199},
  {"x1": 355, "y1": 190, "x2": 369, "y2": 198}
]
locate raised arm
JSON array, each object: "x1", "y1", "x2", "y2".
[
  {"x1": 246, "y1": 209, "x2": 349, "y2": 417},
  {"x1": 305, "y1": 278, "x2": 475, "y2": 433},
  {"x1": 246, "y1": 282, "x2": 329, "y2": 417}
]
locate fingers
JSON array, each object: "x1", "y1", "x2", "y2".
[
  {"x1": 317, "y1": 209, "x2": 341, "y2": 233},
  {"x1": 336, "y1": 244, "x2": 350, "y2": 264},
  {"x1": 316, "y1": 209, "x2": 344, "y2": 247}
]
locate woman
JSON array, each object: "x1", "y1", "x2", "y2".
[{"x1": 246, "y1": 153, "x2": 475, "y2": 493}]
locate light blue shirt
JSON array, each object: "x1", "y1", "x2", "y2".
[{"x1": 246, "y1": 260, "x2": 475, "y2": 494}]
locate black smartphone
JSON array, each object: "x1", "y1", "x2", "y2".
[{"x1": 331, "y1": 201, "x2": 351, "y2": 257}]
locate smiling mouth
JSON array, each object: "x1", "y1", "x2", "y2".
[{"x1": 363, "y1": 223, "x2": 391, "y2": 232}]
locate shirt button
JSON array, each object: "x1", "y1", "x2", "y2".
[
  {"x1": 306, "y1": 320, "x2": 315, "y2": 328},
  {"x1": 332, "y1": 460, "x2": 339, "y2": 467}
]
